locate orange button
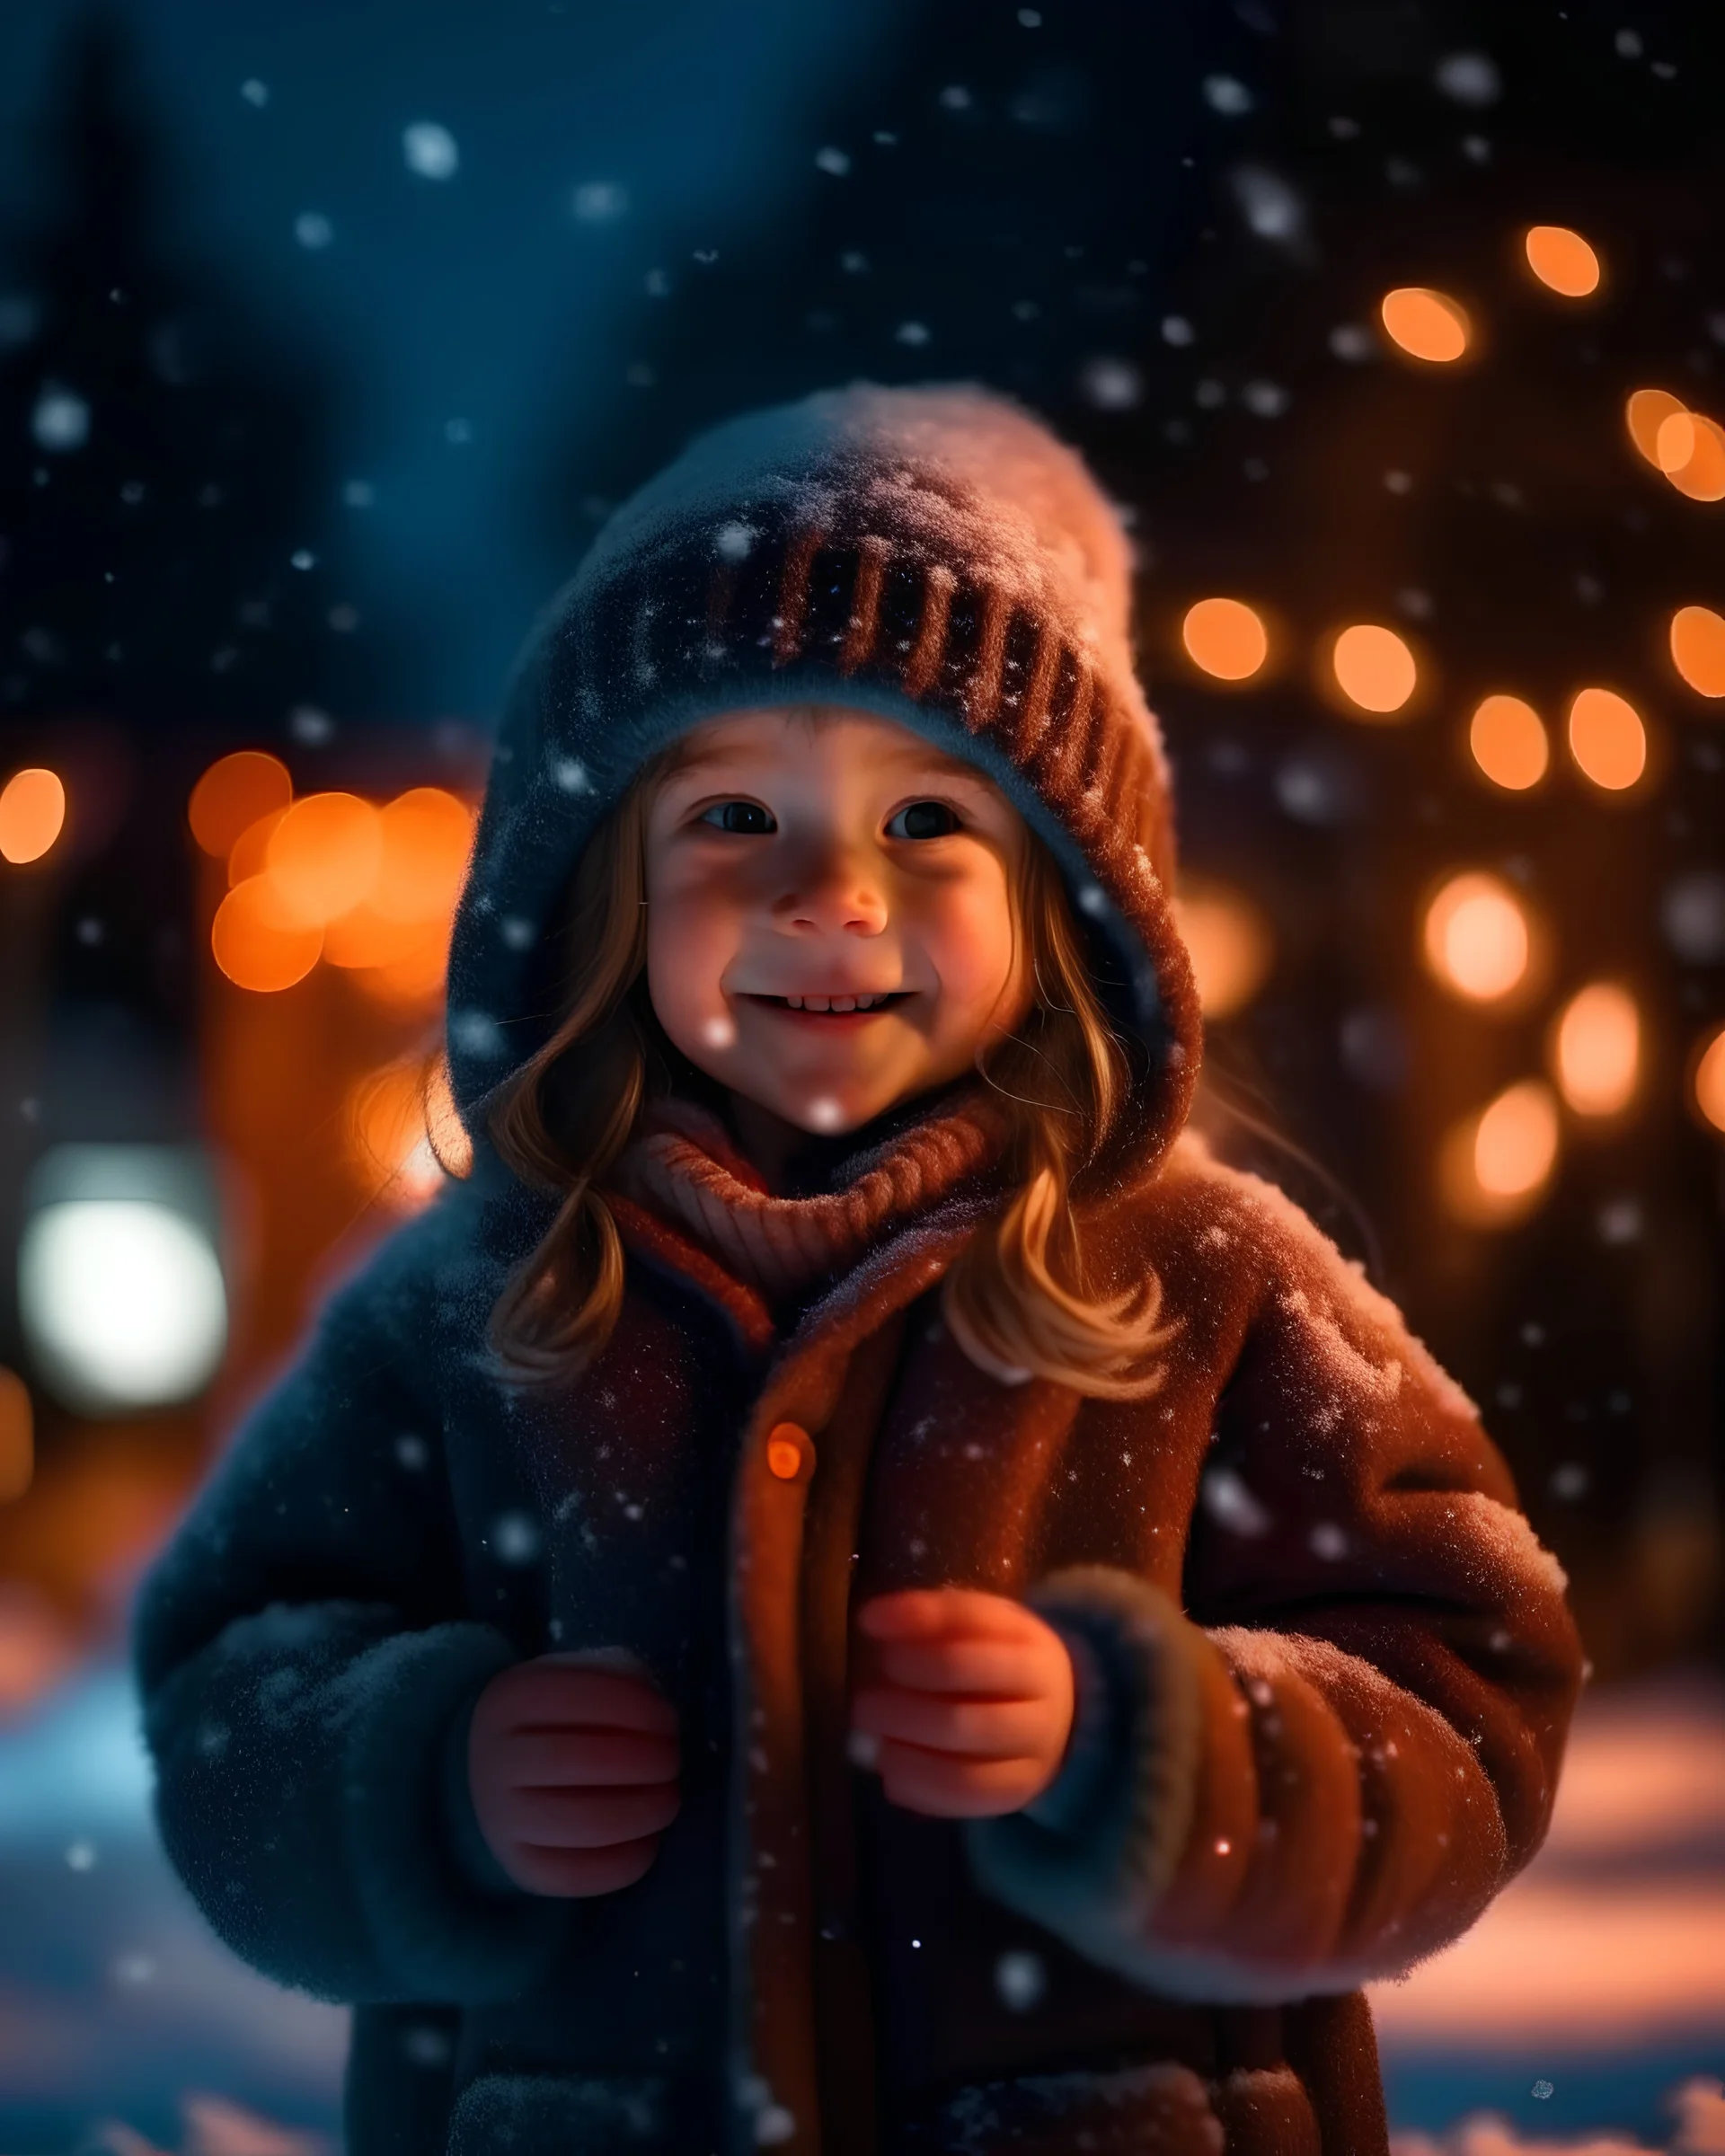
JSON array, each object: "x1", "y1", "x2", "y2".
[{"x1": 766, "y1": 1422, "x2": 811, "y2": 1480}]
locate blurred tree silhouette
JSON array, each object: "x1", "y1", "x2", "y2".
[{"x1": 0, "y1": 8, "x2": 373, "y2": 742}]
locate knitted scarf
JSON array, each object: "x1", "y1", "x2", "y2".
[{"x1": 607, "y1": 1086, "x2": 1010, "y2": 1310}]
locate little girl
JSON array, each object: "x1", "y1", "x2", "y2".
[{"x1": 134, "y1": 384, "x2": 1583, "y2": 2156}]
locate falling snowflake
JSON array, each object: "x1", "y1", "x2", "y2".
[
  {"x1": 995, "y1": 1948, "x2": 1047, "y2": 2010},
  {"x1": 1434, "y1": 52, "x2": 1502, "y2": 106},
  {"x1": 572, "y1": 181, "x2": 629, "y2": 223},
  {"x1": 1202, "y1": 1466, "x2": 1271, "y2": 1537},
  {"x1": 491, "y1": 1512, "x2": 543, "y2": 1565},
  {"x1": 1204, "y1": 75, "x2": 1254, "y2": 115},
  {"x1": 31, "y1": 384, "x2": 89, "y2": 452},
  {"x1": 814, "y1": 146, "x2": 851, "y2": 176},
  {"x1": 1078, "y1": 357, "x2": 1144, "y2": 411},
  {"x1": 1231, "y1": 164, "x2": 1304, "y2": 242},
  {"x1": 403, "y1": 120, "x2": 459, "y2": 179},
  {"x1": 294, "y1": 212, "x2": 333, "y2": 250}
]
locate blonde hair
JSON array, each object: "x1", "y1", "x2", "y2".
[{"x1": 486, "y1": 741, "x2": 1181, "y2": 1400}]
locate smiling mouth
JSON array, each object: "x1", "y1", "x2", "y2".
[{"x1": 742, "y1": 991, "x2": 910, "y2": 1015}]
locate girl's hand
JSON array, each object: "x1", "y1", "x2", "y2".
[
  {"x1": 466, "y1": 1652, "x2": 681, "y2": 1897},
  {"x1": 846, "y1": 1587, "x2": 1075, "y2": 1819}
]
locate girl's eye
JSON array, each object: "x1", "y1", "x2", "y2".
[
  {"x1": 700, "y1": 800, "x2": 776, "y2": 835},
  {"x1": 886, "y1": 800, "x2": 960, "y2": 841}
]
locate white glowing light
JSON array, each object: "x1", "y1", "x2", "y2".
[
  {"x1": 702, "y1": 1013, "x2": 738, "y2": 1050},
  {"x1": 295, "y1": 212, "x2": 333, "y2": 250},
  {"x1": 805, "y1": 1098, "x2": 845, "y2": 1132},
  {"x1": 20, "y1": 1200, "x2": 227, "y2": 1414}
]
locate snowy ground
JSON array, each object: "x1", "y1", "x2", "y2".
[{"x1": 0, "y1": 1660, "x2": 1720, "y2": 2154}]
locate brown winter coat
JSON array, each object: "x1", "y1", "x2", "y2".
[{"x1": 605, "y1": 1103, "x2": 1584, "y2": 2156}]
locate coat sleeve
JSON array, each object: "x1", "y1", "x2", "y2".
[
  {"x1": 964, "y1": 1171, "x2": 1585, "y2": 2003},
  {"x1": 130, "y1": 1209, "x2": 571, "y2": 2007}
]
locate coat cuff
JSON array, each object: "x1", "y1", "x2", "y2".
[
  {"x1": 345, "y1": 1622, "x2": 569, "y2": 2001},
  {"x1": 964, "y1": 1567, "x2": 1204, "y2": 1947}
]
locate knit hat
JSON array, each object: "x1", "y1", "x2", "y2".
[{"x1": 445, "y1": 381, "x2": 1202, "y2": 1193}]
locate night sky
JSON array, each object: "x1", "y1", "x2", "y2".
[{"x1": 0, "y1": 0, "x2": 904, "y2": 718}]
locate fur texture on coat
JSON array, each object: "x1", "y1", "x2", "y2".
[{"x1": 131, "y1": 384, "x2": 1583, "y2": 2156}]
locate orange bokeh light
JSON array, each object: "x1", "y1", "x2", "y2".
[
  {"x1": 188, "y1": 751, "x2": 293, "y2": 858},
  {"x1": 211, "y1": 876, "x2": 323, "y2": 993},
  {"x1": 1423, "y1": 872, "x2": 1531, "y2": 1003},
  {"x1": 355, "y1": 924, "x2": 453, "y2": 1009},
  {"x1": 1523, "y1": 225, "x2": 1601, "y2": 296},
  {"x1": 1181, "y1": 598, "x2": 1269, "y2": 682},
  {"x1": 265, "y1": 792, "x2": 383, "y2": 928},
  {"x1": 1670, "y1": 605, "x2": 1725, "y2": 698},
  {"x1": 1380, "y1": 287, "x2": 1471, "y2": 363},
  {"x1": 1693, "y1": 1027, "x2": 1725, "y2": 1136},
  {"x1": 227, "y1": 808, "x2": 288, "y2": 886},
  {"x1": 1626, "y1": 388, "x2": 1688, "y2": 466},
  {"x1": 1552, "y1": 983, "x2": 1640, "y2": 1117},
  {"x1": 1332, "y1": 623, "x2": 1417, "y2": 716},
  {"x1": 1567, "y1": 687, "x2": 1648, "y2": 791},
  {"x1": 1469, "y1": 694, "x2": 1549, "y2": 791},
  {"x1": 374, "y1": 788, "x2": 474, "y2": 921},
  {"x1": 1475, "y1": 1080, "x2": 1561, "y2": 1197},
  {"x1": 1656, "y1": 411, "x2": 1725, "y2": 502},
  {"x1": 0, "y1": 767, "x2": 66, "y2": 865},
  {"x1": 1439, "y1": 1081, "x2": 1561, "y2": 1227},
  {"x1": 322, "y1": 901, "x2": 438, "y2": 971},
  {"x1": 1172, "y1": 881, "x2": 1274, "y2": 1019}
]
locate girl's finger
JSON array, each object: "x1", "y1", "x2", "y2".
[
  {"x1": 500, "y1": 1780, "x2": 682, "y2": 1850},
  {"x1": 871, "y1": 1636, "x2": 1046, "y2": 1698},
  {"x1": 851, "y1": 1685, "x2": 1055, "y2": 1759},
  {"x1": 856, "y1": 1587, "x2": 1041, "y2": 1641},
  {"x1": 504, "y1": 1727, "x2": 681, "y2": 1788},
  {"x1": 507, "y1": 1835, "x2": 662, "y2": 1899},
  {"x1": 875, "y1": 1736, "x2": 1044, "y2": 1819},
  {"x1": 504, "y1": 1665, "x2": 678, "y2": 1735}
]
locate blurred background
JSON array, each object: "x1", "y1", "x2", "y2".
[{"x1": 0, "y1": 1, "x2": 1721, "y2": 2151}]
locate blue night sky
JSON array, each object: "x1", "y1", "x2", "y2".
[{"x1": 0, "y1": 0, "x2": 905, "y2": 720}]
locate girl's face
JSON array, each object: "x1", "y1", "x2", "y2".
[{"x1": 643, "y1": 706, "x2": 1034, "y2": 1140}]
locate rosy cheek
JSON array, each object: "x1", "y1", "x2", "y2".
[
  {"x1": 646, "y1": 882, "x2": 738, "y2": 1056},
  {"x1": 921, "y1": 872, "x2": 1020, "y2": 1021}
]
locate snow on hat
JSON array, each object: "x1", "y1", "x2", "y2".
[{"x1": 446, "y1": 380, "x2": 1202, "y2": 1184}]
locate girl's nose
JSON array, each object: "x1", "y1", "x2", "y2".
[{"x1": 771, "y1": 846, "x2": 888, "y2": 936}]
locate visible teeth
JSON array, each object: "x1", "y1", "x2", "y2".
[{"x1": 779, "y1": 992, "x2": 892, "y2": 1012}]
